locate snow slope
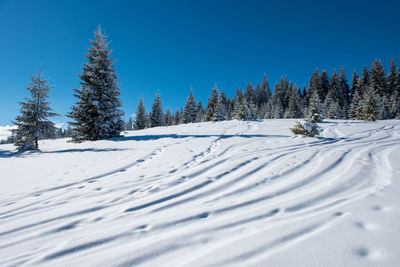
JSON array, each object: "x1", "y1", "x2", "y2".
[{"x1": 0, "y1": 119, "x2": 399, "y2": 266}]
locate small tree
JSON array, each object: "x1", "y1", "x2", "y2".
[
  {"x1": 307, "y1": 90, "x2": 323, "y2": 123},
  {"x1": 364, "y1": 85, "x2": 380, "y2": 121},
  {"x1": 134, "y1": 97, "x2": 147, "y2": 130},
  {"x1": 13, "y1": 70, "x2": 58, "y2": 151},
  {"x1": 182, "y1": 87, "x2": 197, "y2": 123},
  {"x1": 150, "y1": 93, "x2": 164, "y2": 127}
]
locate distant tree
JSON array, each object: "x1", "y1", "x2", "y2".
[
  {"x1": 307, "y1": 90, "x2": 323, "y2": 123},
  {"x1": 285, "y1": 85, "x2": 302, "y2": 118},
  {"x1": 195, "y1": 101, "x2": 204, "y2": 122},
  {"x1": 387, "y1": 58, "x2": 398, "y2": 97},
  {"x1": 205, "y1": 85, "x2": 219, "y2": 121},
  {"x1": 364, "y1": 85, "x2": 380, "y2": 121},
  {"x1": 125, "y1": 117, "x2": 133, "y2": 131},
  {"x1": 68, "y1": 26, "x2": 124, "y2": 141},
  {"x1": 134, "y1": 97, "x2": 146, "y2": 130},
  {"x1": 182, "y1": 87, "x2": 197, "y2": 123},
  {"x1": 324, "y1": 69, "x2": 343, "y2": 119},
  {"x1": 320, "y1": 70, "x2": 330, "y2": 102},
  {"x1": 165, "y1": 109, "x2": 173, "y2": 126},
  {"x1": 369, "y1": 60, "x2": 387, "y2": 96},
  {"x1": 338, "y1": 67, "x2": 350, "y2": 118},
  {"x1": 349, "y1": 78, "x2": 365, "y2": 120},
  {"x1": 174, "y1": 109, "x2": 181, "y2": 125},
  {"x1": 350, "y1": 70, "x2": 359, "y2": 99},
  {"x1": 150, "y1": 93, "x2": 164, "y2": 127},
  {"x1": 13, "y1": 70, "x2": 58, "y2": 151},
  {"x1": 216, "y1": 93, "x2": 227, "y2": 121},
  {"x1": 308, "y1": 68, "x2": 321, "y2": 99}
]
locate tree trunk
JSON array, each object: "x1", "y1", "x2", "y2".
[{"x1": 35, "y1": 137, "x2": 38, "y2": 150}]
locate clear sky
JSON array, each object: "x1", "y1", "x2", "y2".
[{"x1": 0, "y1": 0, "x2": 399, "y2": 125}]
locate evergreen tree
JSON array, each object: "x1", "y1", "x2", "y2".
[
  {"x1": 216, "y1": 94, "x2": 227, "y2": 121},
  {"x1": 364, "y1": 85, "x2": 380, "y2": 121},
  {"x1": 134, "y1": 97, "x2": 146, "y2": 130},
  {"x1": 308, "y1": 69, "x2": 321, "y2": 99},
  {"x1": 13, "y1": 70, "x2": 58, "y2": 151},
  {"x1": 324, "y1": 69, "x2": 343, "y2": 119},
  {"x1": 338, "y1": 67, "x2": 350, "y2": 118},
  {"x1": 125, "y1": 117, "x2": 133, "y2": 131},
  {"x1": 165, "y1": 109, "x2": 173, "y2": 126},
  {"x1": 69, "y1": 26, "x2": 124, "y2": 141},
  {"x1": 307, "y1": 90, "x2": 323, "y2": 122},
  {"x1": 350, "y1": 71, "x2": 359, "y2": 99},
  {"x1": 369, "y1": 60, "x2": 387, "y2": 96},
  {"x1": 205, "y1": 85, "x2": 219, "y2": 121},
  {"x1": 182, "y1": 87, "x2": 197, "y2": 123},
  {"x1": 174, "y1": 109, "x2": 181, "y2": 125},
  {"x1": 150, "y1": 93, "x2": 164, "y2": 127},
  {"x1": 387, "y1": 58, "x2": 398, "y2": 96},
  {"x1": 349, "y1": 78, "x2": 365, "y2": 120},
  {"x1": 390, "y1": 90, "x2": 400, "y2": 119},
  {"x1": 195, "y1": 101, "x2": 204, "y2": 122},
  {"x1": 285, "y1": 85, "x2": 302, "y2": 118},
  {"x1": 320, "y1": 70, "x2": 330, "y2": 102}
]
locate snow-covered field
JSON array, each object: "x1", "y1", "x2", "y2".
[{"x1": 1, "y1": 119, "x2": 399, "y2": 266}]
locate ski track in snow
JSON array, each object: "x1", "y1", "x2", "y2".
[{"x1": 0, "y1": 119, "x2": 399, "y2": 266}]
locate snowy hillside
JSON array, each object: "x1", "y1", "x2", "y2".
[{"x1": 1, "y1": 119, "x2": 399, "y2": 266}]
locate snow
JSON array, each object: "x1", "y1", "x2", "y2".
[
  {"x1": 0, "y1": 125, "x2": 15, "y2": 140},
  {"x1": 0, "y1": 119, "x2": 399, "y2": 266}
]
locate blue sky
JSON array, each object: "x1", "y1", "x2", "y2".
[{"x1": 0, "y1": 0, "x2": 399, "y2": 125}]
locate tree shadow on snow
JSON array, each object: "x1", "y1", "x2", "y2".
[
  {"x1": 0, "y1": 148, "x2": 127, "y2": 158},
  {"x1": 111, "y1": 134, "x2": 288, "y2": 142}
]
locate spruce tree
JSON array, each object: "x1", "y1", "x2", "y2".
[
  {"x1": 125, "y1": 117, "x2": 133, "y2": 131},
  {"x1": 205, "y1": 85, "x2": 219, "y2": 121},
  {"x1": 324, "y1": 69, "x2": 343, "y2": 119},
  {"x1": 69, "y1": 26, "x2": 124, "y2": 141},
  {"x1": 195, "y1": 101, "x2": 204, "y2": 122},
  {"x1": 387, "y1": 58, "x2": 398, "y2": 96},
  {"x1": 320, "y1": 70, "x2": 330, "y2": 102},
  {"x1": 216, "y1": 94, "x2": 227, "y2": 121},
  {"x1": 364, "y1": 85, "x2": 380, "y2": 121},
  {"x1": 13, "y1": 70, "x2": 58, "y2": 151},
  {"x1": 308, "y1": 69, "x2": 321, "y2": 99},
  {"x1": 182, "y1": 87, "x2": 197, "y2": 124},
  {"x1": 307, "y1": 90, "x2": 323, "y2": 123},
  {"x1": 165, "y1": 109, "x2": 173, "y2": 126},
  {"x1": 150, "y1": 93, "x2": 164, "y2": 127},
  {"x1": 338, "y1": 67, "x2": 350, "y2": 118},
  {"x1": 134, "y1": 97, "x2": 146, "y2": 130}
]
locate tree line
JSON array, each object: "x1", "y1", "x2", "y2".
[
  {"x1": 132, "y1": 59, "x2": 400, "y2": 130},
  {"x1": 8, "y1": 26, "x2": 400, "y2": 150}
]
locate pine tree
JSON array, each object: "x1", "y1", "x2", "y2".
[
  {"x1": 320, "y1": 70, "x2": 330, "y2": 102},
  {"x1": 338, "y1": 67, "x2": 350, "y2": 118},
  {"x1": 285, "y1": 85, "x2": 302, "y2": 118},
  {"x1": 69, "y1": 26, "x2": 124, "y2": 141},
  {"x1": 182, "y1": 87, "x2": 197, "y2": 124},
  {"x1": 174, "y1": 109, "x2": 181, "y2": 125},
  {"x1": 216, "y1": 94, "x2": 227, "y2": 121},
  {"x1": 307, "y1": 90, "x2": 323, "y2": 122},
  {"x1": 387, "y1": 58, "x2": 398, "y2": 96},
  {"x1": 324, "y1": 69, "x2": 343, "y2": 119},
  {"x1": 125, "y1": 117, "x2": 133, "y2": 131},
  {"x1": 195, "y1": 101, "x2": 204, "y2": 122},
  {"x1": 134, "y1": 97, "x2": 146, "y2": 130},
  {"x1": 150, "y1": 93, "x2": 164, "y2": 127},
  {"x1": 364, "y1": 85, "x2": 380, "y2": 121},
  {"x1": 165, "y1": 109, "x2": 173, "y2": 126},
  {"x1": 350, "y1": 71, "x2": 359, "y2": 99},
  {"x1": 205, "y1": 85, "x2": 219, "y2": 121},
  {"x1": 308, "y1": 69, "x2": 321, "y2": 99},
  {"x1": 349, "y1": 78, "x2": 365, "y2": 120},
  {"x1": 369, "y1": 60, "x2": 387, "y2": 97},
  {"x1": 13, "y1": 70, "x2": 58, "y2": 151}
]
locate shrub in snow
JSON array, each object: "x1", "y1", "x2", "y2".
[{"x1": 290, "y1": 121, "x2": 319, "y2": 137}]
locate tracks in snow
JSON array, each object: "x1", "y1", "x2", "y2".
[{"x1": 0, "y1": 120, "x2": 399, "y2": 266}]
